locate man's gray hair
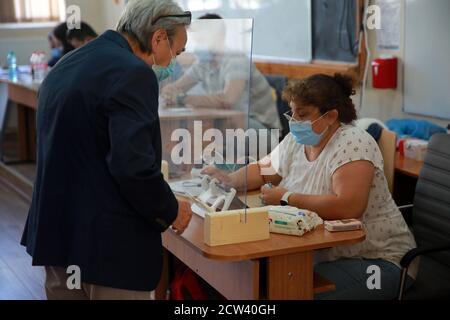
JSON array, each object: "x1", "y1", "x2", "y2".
[{"x1": 117, "y1": 0, "x2": 190, "y2": 53}]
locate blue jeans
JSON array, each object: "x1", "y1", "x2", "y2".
[{"x1": 314, "y1": 258, "x2": 414, "y2": 300}]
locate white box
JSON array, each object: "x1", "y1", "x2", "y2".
[
  {"x1": 404, "y1": 139, "x2": 428, "y2": 161},
  {"x1": 324, "y1": 219, "x2": 363, "y2": 232},
  {"x1": 204, "y1": 207, "x2": 270, "y2": 247}
]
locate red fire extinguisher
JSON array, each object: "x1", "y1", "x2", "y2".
[{"x1": 372, "y1": 56, "x2": 398, "y2": 89}]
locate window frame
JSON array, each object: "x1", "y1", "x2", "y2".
[{"x1": 0, "y1": 0, "x2": 66, "y2": 29}]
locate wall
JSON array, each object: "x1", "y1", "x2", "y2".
[
  {"x1": 354, "y1": 0, "x2": 448, "y2": 128},
  {"x1": 101, "y1": 0, "x2": 126, "y2": 30}
]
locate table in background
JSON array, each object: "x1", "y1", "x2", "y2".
[{"x1": 0, "y1": 75, "x2": 39, "y2": 163}]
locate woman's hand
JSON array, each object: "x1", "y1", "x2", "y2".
[
  {"x1": 160, "y1": 84, "x2": 178, "y2": 106},
  {"x1": 260, "y1": 185, "x2": 288, "y2": 206},
  {"x1": 201, "y1": 167, "x2": 234, "y2": 188}
]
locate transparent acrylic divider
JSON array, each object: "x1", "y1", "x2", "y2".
[{"x1": 160, "y1": 19, "x2": 257, "y2": 221}]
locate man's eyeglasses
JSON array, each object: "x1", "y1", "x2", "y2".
[{"x1": 153, "y1": 11, "x2": 192, "y2": 25}]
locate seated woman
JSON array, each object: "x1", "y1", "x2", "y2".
[
  {"x1": 202, "y1": 73, "x2": 417, "y2": 300},
  {"x1": 48, "y1": 23, "x2": 75, "y2": 67},
  {"x1": 160, "y1": 13, "x2": 281, "y2": 132},
  {"x1": 66, "y1": 21, "x2": 98, "y2": 49}
]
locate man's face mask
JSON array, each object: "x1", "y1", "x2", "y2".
[
  {"x1": 152, "y1": 39, "x2": 176, "y2": 82},
  {"x1": 285, "y1": 111, "x2": 330, "y2": 146}
]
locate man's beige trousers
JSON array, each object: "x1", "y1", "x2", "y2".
[{"x1": 45, "y1": 266, "x2": 155, "y2": 300}]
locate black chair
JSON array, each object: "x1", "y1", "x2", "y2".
[
  {"x1": 398, "y1": 133, "x2": 450, "y2": 299},
  {"x1": 265, "y1": 75, "x2": 290, "y2": 139}
]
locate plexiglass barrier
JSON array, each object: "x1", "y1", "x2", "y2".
[{"x1": 161, "y1": 19, "x2": 263, "y2": 216}]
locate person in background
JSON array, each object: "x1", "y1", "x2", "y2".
[
  {"x1": 202, "y1": 73, "x2": 417, "y2": 300},
  {"x1": 67, "y1": 22, "x2": 98, "y2": 49},
  {"x1": 48, "y1": 22, "x2": 75, "y2": 67},
  {"x1": 161, "y1": 13, "x2": 281, "y2": 132},
  {"x1": 47, "y1": 32, "x2": 62, "y2": 67}
]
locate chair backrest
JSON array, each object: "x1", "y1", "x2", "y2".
[
  {"x1": 264, "y1": 75, "x2": 290, "y2": 139},
  {"x1": 355, "y1": 119, "x2": 396, "y2": 194},
  {"x1": 413, "y1": 133, "x2": 450, "y2": 267},
  {"x1": 378, "y1": 129, "x2": 396, "y2": 193}
]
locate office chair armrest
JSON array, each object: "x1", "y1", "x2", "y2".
[
  {"x1": 398, "y1": 243, "x2": 450, "y2": 299},
  {"x1": 400, "y1": 244, "x2": 450, "y2": 269}
]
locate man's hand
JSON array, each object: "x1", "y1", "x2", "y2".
[
  {"x1": 172, "y1": 199, "x2": 193, "y2": 235},
  {"x1": 260, "y1": 185, "x2": 288, "y2": 206}
]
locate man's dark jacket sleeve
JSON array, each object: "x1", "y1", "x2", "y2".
[{"x1": 105, "y1": 66, "x2": 178, "y2": 231}]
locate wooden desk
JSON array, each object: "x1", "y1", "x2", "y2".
[
  {"x1": 157, "y1": 193, "x2": 366, "y2": 300},
  {"x1": 0, "y1": 76, "x2": 39, "y2": 162},
  {"x1": 395, "y1": 152, "x2": 424, "y2": 179},
  {"x1": 0, "y1": 75, "x2": 39, "y2": 109},
  {"x1": 255, "y1": 60, "x2": 359, "y2": 80},
  {"x1": 160, "y1": 108, "x2": 245, "y2": 122}
]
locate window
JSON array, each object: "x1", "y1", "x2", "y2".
[{"x1": 0, "y1": 0, "x2": 66, "y2": 24}]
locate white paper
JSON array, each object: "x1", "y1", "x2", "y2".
[
  {"x1": 169, "y1": 178, "x2": 204, "y2": 197},
  {"x1": 376, "y1": 0, "x2": 401, "y2": 51}
]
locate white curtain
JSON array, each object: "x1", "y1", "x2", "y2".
[{"x1": 12, "y1": 0, "x2": 65, "y2": 22}]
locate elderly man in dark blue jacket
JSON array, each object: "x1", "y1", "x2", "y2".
[{"x1": 21, "y1": 0, "x2": 192, "y2": 300}]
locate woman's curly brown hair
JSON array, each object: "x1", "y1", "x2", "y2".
[{"x1": 282, "y1": 73, "x2": 357, "y2": 124}]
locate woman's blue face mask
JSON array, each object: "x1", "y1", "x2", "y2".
[
  {"x1": 286, "y1": 111, "x2": 329, "y2": 146},
  {"x1": 51, "y1": 47, "x2": 63, "y2": 59}
]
